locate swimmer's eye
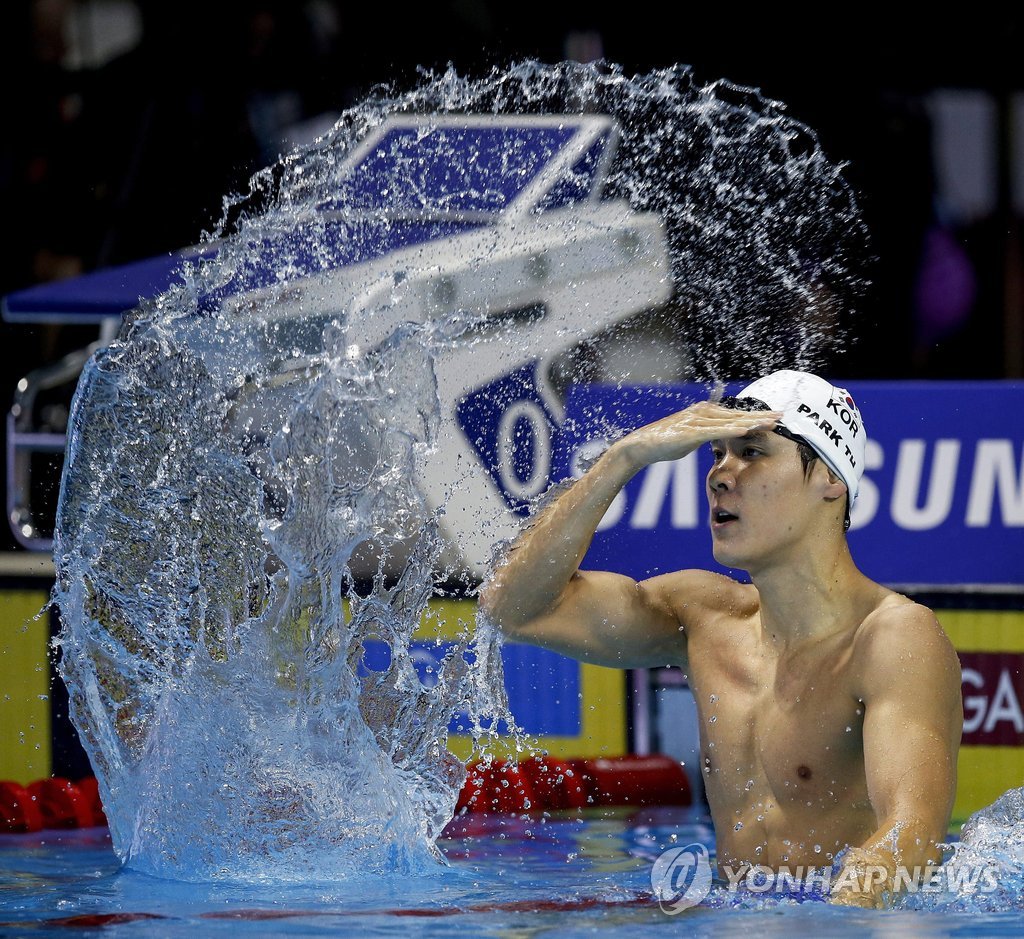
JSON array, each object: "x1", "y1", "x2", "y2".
[
  {"x1": 743, "y1": 447, "x2": 764, "y2": 458},
  {"x1": 710, "y1": 446, "x2": 724, "y2": 462}
]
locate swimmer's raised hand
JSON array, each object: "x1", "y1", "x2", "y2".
[
  {"x1": 610, "y1": 401, "x2": 783, "y2": 470},
  {"x1": 481, "y1": 398, "x2": 782, "y2": 666}
]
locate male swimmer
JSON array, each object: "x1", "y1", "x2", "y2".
[{"x1": 480, "y1": 370, "x2": 962, "y2": 908}]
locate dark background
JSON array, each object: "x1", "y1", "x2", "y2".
[{"x1": 2, "y1": 1, "x2": 1023, "y2": 552}]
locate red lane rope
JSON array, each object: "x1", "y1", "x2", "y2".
[{"x1": 1, "y1": 754, "x2": 690, "y2": 834}]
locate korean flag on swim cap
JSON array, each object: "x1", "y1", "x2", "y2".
[{"x1": 737, "y1": 370, "x2": 866, "y2": 508}]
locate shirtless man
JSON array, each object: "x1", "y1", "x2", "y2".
[{"x1": 480, "y1": 370, "x2": 963, "y2": 908}]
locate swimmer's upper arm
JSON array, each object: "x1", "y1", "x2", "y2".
[
  {"x1": 857, "y1": 605, "x2": 962, "y2": 843},
  {"x1": 491, "y1": 568, "x2": 724, "y2": 669}
]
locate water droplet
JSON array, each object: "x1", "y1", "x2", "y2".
[{"x1": 47, "y1": 62, "x2": 868, "y2": 878}]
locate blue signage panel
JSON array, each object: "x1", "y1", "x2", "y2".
[
  {"x1": 456, "y1": 360, "x2": 557, "y2": 516},
  {"x1": 551, "y1": 382, "x2": 1024, "y2": 587},
  {"x1": 359, "y1": 639, "x2": 580, "y2": 736},
  {"x1": 336, "y1": 124, "x2": 577, "y2": 213}
]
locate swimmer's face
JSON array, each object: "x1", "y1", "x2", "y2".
[{"x1": 706, "y1": 429, "x2": 835, "y2": 570}]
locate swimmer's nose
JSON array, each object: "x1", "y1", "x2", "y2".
[{"x1": 708, "y1": 461, "x2": 734, "y2": 493}]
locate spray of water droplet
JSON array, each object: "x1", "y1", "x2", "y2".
[{"x1": 51, "y1": 60, "x2": 870, "y2": 883}]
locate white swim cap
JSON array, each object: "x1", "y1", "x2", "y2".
[{"x1": 736, "y1": 370, "x2": 866, "y2": 508}]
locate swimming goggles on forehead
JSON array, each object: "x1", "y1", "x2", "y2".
[{"x1": 717, "y1": 394, "x2": 810, "y2": 448}]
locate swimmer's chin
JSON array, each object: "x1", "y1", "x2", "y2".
[{"x1": 710, "y1": 540, "x2": 750, "y2": 571}]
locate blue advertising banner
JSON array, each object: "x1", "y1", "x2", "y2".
[
  {"x1": 550, "y1": 382, "x2": 1024, "y2": 587},
  {"x1": 359, "y1": 639, "x2": 580, "y2": 736}
]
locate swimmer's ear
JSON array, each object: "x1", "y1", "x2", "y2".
[{"x1": 815, "y1": 462, "x2": 847, "y2": 504}]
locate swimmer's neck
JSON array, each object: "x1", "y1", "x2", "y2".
[{"x1": 745, "y1": 537, "x2": 876, "y2": 647}]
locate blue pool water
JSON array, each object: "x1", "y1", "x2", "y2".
[{"x1": 2, "y1": 808, "x2": 1022, "y2": 937}]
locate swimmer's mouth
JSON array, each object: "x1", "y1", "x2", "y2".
[{"x1": 712, "y1": 509, "x2": 739, "y2": 525}]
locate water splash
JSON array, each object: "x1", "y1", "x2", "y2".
[
  {"x1": 699, "y1": 789, "x2": 1024, "y2": 913},
  {"x1": 892, "y1": 788, "x2": 1024, "y2": 912},
  {"x1": 51, "y1": 60, "x2": 869, "y2": 882}
]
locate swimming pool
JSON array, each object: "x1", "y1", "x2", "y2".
[
  {"x1": 1, "y1": 807, "x2": 1020, "y2": 937},
  {"x1": 4, "y1": 63, "x2": 1020, "y2": 939}
]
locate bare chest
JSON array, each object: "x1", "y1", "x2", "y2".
[{"x1": 686, "y1": 627, "x2": 867, "y2": 810}]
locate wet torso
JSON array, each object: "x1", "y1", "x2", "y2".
[{"x1": 679, "y1": 586, "x2": 901, "y2": 874}]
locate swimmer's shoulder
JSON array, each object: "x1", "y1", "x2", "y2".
[
  {"x1": 851, "y1": 588, "x2": 961, "y2": 685},
  {"x1": 643, "y1": 568, "x2": 758, "y2": 633},
  {"x1": 856, "y1": 588, "x2": 943, "y2": 640}
]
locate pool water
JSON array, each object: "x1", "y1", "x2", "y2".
[{"x1": 1, "y1": 807, "x2": 1020, "y2": 937}]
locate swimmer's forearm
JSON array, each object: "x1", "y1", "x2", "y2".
[
  {"x1": 830, "y1": 815, "x2": 945, "y2": 908},
  {"x1": 481, "y1": 401, "x2": 780, "y2": 632},
  {"x1": 480, "y1": 441, "x2": 645, "y2": 629}
]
